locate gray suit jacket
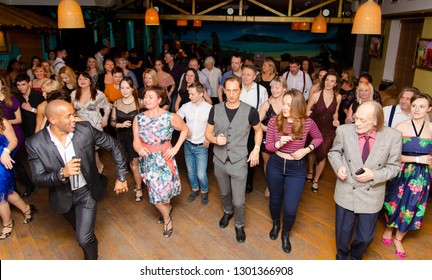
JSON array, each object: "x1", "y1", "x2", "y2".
[{"x1": 328, "y1": 124, "x2": 402, "y2": 213}]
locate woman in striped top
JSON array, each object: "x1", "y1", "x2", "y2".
[{"x1": 265, "y1": 89, "x2": 323, "y2": 254}]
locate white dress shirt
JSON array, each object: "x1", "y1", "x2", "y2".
[
  {"x1": 47, "y1": 126, "x2": 87, "y2": 190},
  {"x1": 283, "y1": 70, "x2": 313, "y2": 100},
  {"x1": 202, "y1": 67, "x2": 222, "y2": 98},
  {"x1": 177, "y1": 99, "x2": 212, "y2": 144},
  {"x1": 240, "y1": 82, "x2": 268, "y2": 110}
]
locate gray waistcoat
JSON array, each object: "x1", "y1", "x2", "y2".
[{"x1": 213, "y1": 102, "x2": 252, "y2": 164}]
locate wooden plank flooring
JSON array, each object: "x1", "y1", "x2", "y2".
[{"x1": 1, "y1": 146, "x2": 431, "y2": 260}]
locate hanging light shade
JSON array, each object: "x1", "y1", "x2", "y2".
[
  {"x1": 193, "y1": 20, "x2": 202, "y2": 27},
  {"x1": 177, "y1": 19, "x2": 188, "y2": 26},
  {"x1": 298, "y1": 22, "x2": 311, "y2": 31},
  {"x1": 291, "y1": 22, "x2": 300, "y2": 30},
  {"x1": 352, "y1": 0, "x2": 382, "y2": 35},
  {"x1": 0, "y1": 31, "x2": 6, "y2": 52},
  {"x1": 145, "y1": 7, "x2": 160, "y2": 25},
  {"x1": 57, "y1": 0, "x2": 85, "y2": 29},
  {"x1": 311, "y1": 11, "x2": 327, "y2": 33}
]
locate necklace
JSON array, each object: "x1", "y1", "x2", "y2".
[
  {"x1": 122, "y1": 98, "x2": 135, "y2": 105},
  {"x1": 411, "y1": 119, "x2": 425, "y2": 137}
]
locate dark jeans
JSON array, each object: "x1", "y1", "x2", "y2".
[
  {"x1": 63, "y1": 186, "x2": 98, "y2": 260},
  {"x1": 246, "y1": 129, "x2": 255, "y2": 188},
  {"x1": 335, "y1": 204, "x2": 379, "y2": 260},
  {"x1": 266, "y1": 153, "x2": 306, "y2": 232}
]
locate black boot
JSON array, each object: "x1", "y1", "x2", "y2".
[
  {"x1": 281, "y1": 231, "x2": 291, "y2": 254},
  {"x1": 269, "y1": 221, "x2": 280, "y2": 240}
]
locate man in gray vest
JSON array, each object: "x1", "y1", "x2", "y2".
[{"x1": 205, "y1": 75, "x2": 262, "y2": 243}]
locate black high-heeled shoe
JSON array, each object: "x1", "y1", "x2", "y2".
[
  {"x1": 158, "y1": 206, "x2": 173, "y2": 224},
  {"x1": 163, "y1": 219, "x2": 173, "y2": 238},
  {"x1": 269, "y1": 221, "x2": 280, "y2": 240},
  {"x1": 23, "y1": 204, "x2": 37, "y2": 224},
  {"x1": 0, "y1": 220, "x2": 14, "y2": 240},
  {"x1": 311, "y1": 180, "x2": 319, "y2": 193},
  {"x1": 306, "y1": 172, "x2": 314, "y2": 182}
]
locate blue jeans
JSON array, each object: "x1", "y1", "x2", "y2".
[
  {"x1": 184, "y1": 140, "x2": 209, "y2": 192},
  {"x1": 266, "y1": 153, "x2": 306, "y2": 232}
]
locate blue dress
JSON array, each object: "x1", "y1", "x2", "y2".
[
  {"x1": 0, "y1": 135, "x2": 14, "y2": 203},
  {"x1": 384, "y1": 136, "x2": 432, "y2": 232}
]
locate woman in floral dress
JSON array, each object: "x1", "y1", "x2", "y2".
[
  {"x1": 132, "y1": 85, "x2": 188, "y2": 238},
  {"x1": 382, "y1": 93, "x2": 432, "y2": 259}
]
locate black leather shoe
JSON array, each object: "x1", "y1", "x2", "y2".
[
  {"x1": 269, "y1": 221, "x2": 280, "y2": 240},
  {"x1": 219, "y1": 212, "x2": 233, "y2": 228},
  {"x1": 187, "y1": 190, "x2": 200, "y2": 202},
  {"x1": 281, "y1": 231, "x2": 291, "y2": 254},
  {"x1": 23, "y1": 185, "x2": 35, "y2": 198},
  {"x1": 245, "y1": 185, "x2": 253, "y2": 193},
  {"x1": 235, "y1": 226, "x2": 246, "y2": 243}
]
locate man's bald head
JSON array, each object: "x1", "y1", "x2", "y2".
[
  {"x1": 46, "y1": 100, "x2": 76, "y2": 133},
  {"x1": 45, "y1": 100, "x2": 73, "y2": 119}
]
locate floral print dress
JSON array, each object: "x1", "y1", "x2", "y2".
[
  {"x1": 137, "y1": 111, "x2": 181, "y2": 204},
  {"x1": 384, "y1": 136, "x2": 432, "y2": 232}
]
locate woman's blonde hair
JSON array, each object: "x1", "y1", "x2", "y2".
[
  {"x1": 356, "y1": 82, "x2": 374, "y2": 103},
  {"x1": 58, "y1": 66, "x2": 77, "y2": 89},
  {"x1": 143, "y1": 68, "x2": 159, "y2": 87}
]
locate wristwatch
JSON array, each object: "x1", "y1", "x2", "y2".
[{"x1": 118, "y1": 175, "x2": 127, "y2": 182}]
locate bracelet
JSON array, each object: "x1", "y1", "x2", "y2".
[
  {"x1": 59, "y1": 167, "x2": 66, "y2": 179},
  {"x1": 307, "y1": 146, "x2": 313, "y2": 152},
  {"x1": 254, "y1": 145, "x2": 260, "y2": 150},
  {"x1": 31, "y1": 108, "x2": 36, "y2": 113},
  {"x1": 3, "y1": 147, "x2": 10, "y2": 154},
  {"x1": 416, "y1": 156, "x2": 420, "y2": 163}
]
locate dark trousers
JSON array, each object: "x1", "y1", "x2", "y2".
[
  {"x1": 14, "y1": 147, "x2": 34, "y2": 193},
  {"x1": 266, "y1": 154, "x2": 306, "y2": 232},
  {"x1": 63, "y1": 186, "x2": 98, "y2": 260},
  {"x1": 246, "y1": 129, "x2": 255, "y2": 188},
  {"x1": 335, "y1": 203, "x2": 380, "y2": 260}
]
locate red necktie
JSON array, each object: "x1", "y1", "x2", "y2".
[{"x1": 362, "y1": 136, "x2": 370, "y2": 163}]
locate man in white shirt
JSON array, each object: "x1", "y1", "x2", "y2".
[
  {"x1": 94, "y1": 45, "x2": 108, "y2": 71},
  {"x1": 178, "y1": 58, "x2": 212, "y2": 97},
  {"x1": 202, "y1": 56, "x2": 222, "y2": 104},
  {"x1": 53, "y1": 48, "x2": 68, "y2": 75},
  {"x1": 240, "y1": 65, "x2": 268, "y2": 193},
  {"x1": 177, "y1": 83, "x2": 213, "y2": 205},
  {"x1": 383, "y1": 87, "x2": 420, "y2": 127},
  {"x1": 282, "y1": 59, "x2": 313, "y2": 101}
]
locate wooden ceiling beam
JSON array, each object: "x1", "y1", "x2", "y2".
[
  {"x1": 115, "y1": 13, "x2": 353, "y2": 24},
  {"x1": 293, "y1": 0, "x2": 336, "y2": 17},
  {"x1": 197, "y1": 0, "x2": 235, "y2": 15},
  {"x1": 158, "y1": 0, "x2": 191, "y2": 15},
  {"x1": 248, "y1": 0, "x2": 286, "y2": 17}
]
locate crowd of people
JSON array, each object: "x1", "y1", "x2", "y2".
[{"x1": 0, "y1": 41, "x2": 430, "y2": 260}]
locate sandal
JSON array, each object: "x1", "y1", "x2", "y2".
[
  {"x1": 394, "y1": 238, "x2": 407, "y2": 259},
  {"x1": 158, "y1": 206, "x2": 173, "y2": 224},
  {"x1": 163, "y1": 219, "x2": 173, "y2": 238},
  {"x1": 0, "y1": 220, "x2": 14, "y2": 240},
  {"x1": 306, "y1": 172, "x2": 314, "y2": 182},
  {"x1": 23, "y1": 204, "x2": 37, "y2": 224},
  {"x1": 134, "y1": 187, "x2": 143, "y2": 202},
  {"x1": 311, "y1": 180, "x2": 319, "y2": 193}
]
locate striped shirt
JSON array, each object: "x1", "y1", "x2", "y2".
[{"x1": 265, "y1": 117, "x2": 323, "y2": 153}]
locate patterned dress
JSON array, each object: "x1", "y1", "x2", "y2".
[
  {"x1": 137, "y1": 111, "x2": 181, "y2": 204},
  {"x1": 384, "y1": 136, "x2": 432, "y2": 232},
  {"x1": 71, "y1": 90, "x2": 111, "y2": 131},
  {"x1": 0, "y1": 135, "x2": 14, "y2": 203}
]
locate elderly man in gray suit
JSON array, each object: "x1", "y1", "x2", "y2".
[{"x1": 328, "y1": 101, "x2": 402, "y2": 260}]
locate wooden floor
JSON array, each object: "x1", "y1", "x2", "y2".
[{"x1": 1, "y1": 146, "x2": 431, "y2": 260}]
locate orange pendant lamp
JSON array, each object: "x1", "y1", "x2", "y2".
[
  {"x1": 298, "y1": 22, "x2": 311, "y2": 31},
  {"x1": 57, "y1": 0, "x2": 85, "y2": 29},
  {"x1": 177, "y1": 20, "x2": 188, "y2": 26},
  {"x1": 352, "y1": 0, "x2": 382, "y2": 35},
  {"x1": 291, "y1": 22, "x2": 300, "y2": 30},
  {"x1": 193, "y1": 20, "x2": 202, "y2": 27},
  {"x1": 145, "y1": 5, "x2": 160, "y2": 26},
  {"x1": 311, "y1": 11, "x2": 327, "y2": 33}
]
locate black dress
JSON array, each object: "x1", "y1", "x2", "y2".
[{"x1": 115, "y1": 108, "x2": 139, "y2": 162}]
